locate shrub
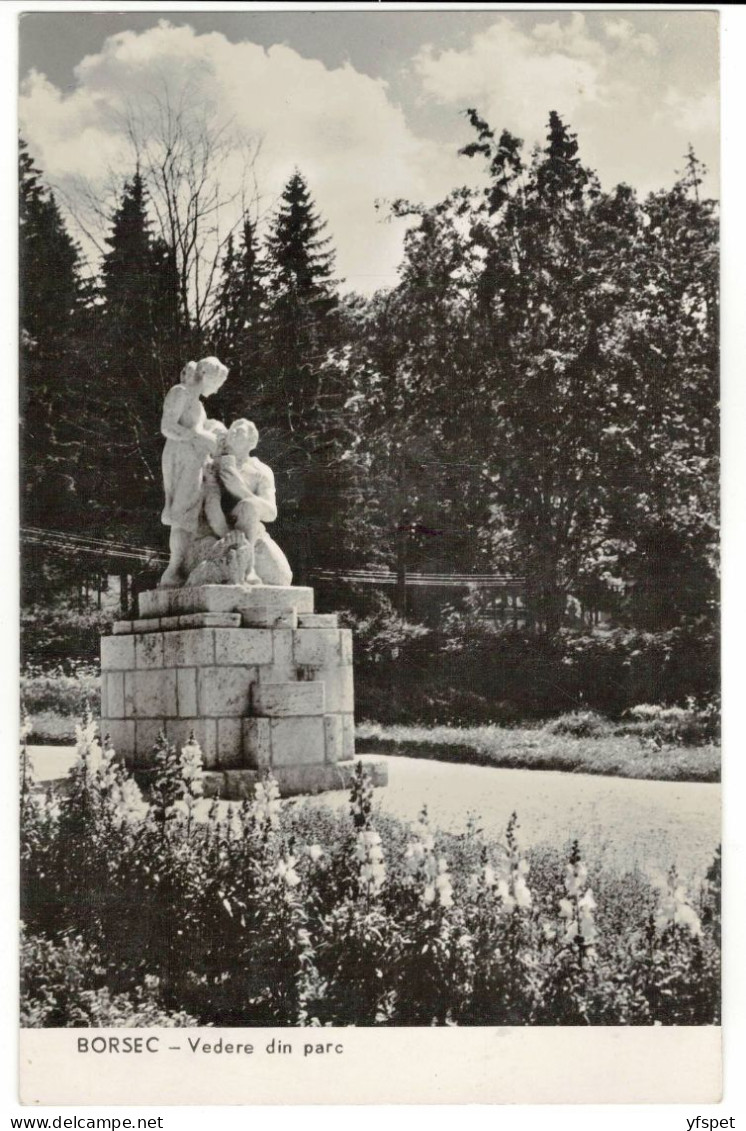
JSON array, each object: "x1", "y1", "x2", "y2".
[
  {"x1": 21, "y1": 602, "x2": 115, "y2": 669},
  {"x1": 341, "y1": 596, "x2": 719, "y2": 726},
  {"x1": 616, "y1": 698, "x2": 720, "y2": 747},
  {"x1": 20, "y1": 929, "x2": 198, "y2": 1028},
  {"x1": 20, "y1": 719, "x2": 720, "y2": 1027},
  {"x1": 627, "y1": 704, "x2": 686, "y2": 722},
  {"x1": 21, "y1": 663, "x2": 101, "y2": 718},
  {"x1": 546, "y1": 711, "x2": 611, "y2": 739}
]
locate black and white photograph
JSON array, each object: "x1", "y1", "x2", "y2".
[{"x1": 14, "y1": 3, "x2": 728, "y2": 1107}]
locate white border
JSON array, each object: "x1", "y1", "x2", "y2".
[{"x1": 3, "y1": 4, "x2": 744, "y2": 1127}]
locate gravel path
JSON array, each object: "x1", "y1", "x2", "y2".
[{"x1": 29, "y1": 746, "x2": 720, "y2": 885}]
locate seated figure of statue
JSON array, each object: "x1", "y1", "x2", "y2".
[{"x1": 186, "y1": 418, "x2": 293, "y2": 588}]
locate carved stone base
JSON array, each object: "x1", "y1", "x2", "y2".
[
  {"x1": 99, "y1": 584, "x2": 387, "y2": 798},
  {"x1": 138, "y1": 584, "x2": 314, "y2": 619}
]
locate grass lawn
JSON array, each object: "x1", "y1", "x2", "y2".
[
  {"x1": 356, "y1": 721, "x2": 720, "y2": 783},
  {"x1": 26, "y1": 710, "x2": 719, "y2": 785}
]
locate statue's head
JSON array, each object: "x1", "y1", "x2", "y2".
[
  {"x1": 210, "y1": 421, "x2": 229, "y2": 454},
  {"x1": 181, "y1": 360, "x2": 198, "y2": 384},
  {"x1": 225, "y1": 418, "x2": 259, "y2": 459},
  {"x1": 184, "y1": 356, "x2": 229, "y2": 396}
]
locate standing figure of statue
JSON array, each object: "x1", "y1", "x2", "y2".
[
  {"x1": 159, "y1": 357, "x2": 229, "y2": 587},
  {"x1": 203, "y1": 418, "x2": 293, "y2": 587}
]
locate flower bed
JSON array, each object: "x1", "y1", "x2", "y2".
[{"x1": 20, "y1": 720, "x2": 720, "y2": 1027}]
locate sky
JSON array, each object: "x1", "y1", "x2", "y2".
[{"x1": 19, "y1": 9, "x2": 719, "y2": 294}]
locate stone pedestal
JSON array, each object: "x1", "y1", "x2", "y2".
[{"x1": 100, "y1": 585, "x2": 387, "y2": 798}]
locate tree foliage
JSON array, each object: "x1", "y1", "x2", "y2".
[
  {"x1": 20, "y1": 138, "x2": 90, "y2": 543},
  {"x1": 96, "y1": 170, "x2": 182, "y2": 543},
  {"x1": 336, "y1": 111, "x2": 718, "y2": 631},
  {"x1": 261, "y1": 170, "x2": 344, "y2": 578},
  {"x1": 20, "y1": 112, "x2": 718, "y2": 638},
  {"x1": 264, "y1": 169, "x2": 339, "y2": 434}
]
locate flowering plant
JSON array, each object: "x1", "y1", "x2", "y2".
[{"x1": 20, "y1": 721, "x2": 720, "y2": 1028}]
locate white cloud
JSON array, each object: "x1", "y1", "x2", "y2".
[
  {"x1": 411, "y1": 14, "x2": 717, "y2": 198},
  {"x1": 661, "y1": 88, "x2": 719, "y2": 135},
  {"x1": 531, "y1": 11, "x2": 605, "y2": 61},
  {"x1": 414, "y1": 16, "x2": 606, "y2": 147},
  {"x1": 604, "y1": 18, "x2": 658, "y2": 58},
  {"x1": 18, "y1": 15, "x2": 719, "y2": 295},
  {"x1": 19, "y1": 21, "x2": 459, "y2": 293}
]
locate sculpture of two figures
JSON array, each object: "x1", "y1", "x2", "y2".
[{"x1": 159, "y1": 357, "x2": 292, "y2": 589}]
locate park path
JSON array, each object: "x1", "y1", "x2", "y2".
[{"x1": 28, "y1": 746, "x2": 720, "y2": 886}]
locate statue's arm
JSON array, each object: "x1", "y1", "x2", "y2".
[
  {"x1": 160, "y1": 386, "x2": 193, "y2": 441},
  {"x1": 161, "y1": 387, "x2": 214, "y2": 451},
  {"x1": 251, "y1": 466, "x2": 279, "y2": 523},
  {"x1": 219, "y1": 460, "x2": 278, "y2": 523}
]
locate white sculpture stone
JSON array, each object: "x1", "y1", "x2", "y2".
[
  {"x1": 159, "y1": 361, "x2": 292, "y2": 589},
  {"x1": 103, "y1": 358, "x2": 388, "y2": 797},
  {"x1": 196, "y1": 418, "x2": 293, "y2": 588},
  {"x1": 160, "y1": 357, "x2": 229, "y2": 588}
]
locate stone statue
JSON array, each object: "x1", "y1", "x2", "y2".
[
  {"x1": 109, "y1": 368, "x2": 377, "y2": 801},
  {"x1": 159, "y1": 360, "x2": 292, "y2": 589},
  {"x1": 159, "y1": 357, "x2": 229, "y2": 587},
  {"x1": 191, "y1": 418, "x2": 293, "y2": 588}
]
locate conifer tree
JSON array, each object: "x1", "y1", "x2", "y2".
[
  {"x1": 536, "y1": 110, "x2": 590, "y2": 206},
  {"x1": 265, "y1": 170, "x2": 338, "y2": 435},
  {"x1": 20, "y1": 139, "x2": 82, "y2": 348},
  {"x1": 262, "y1": 171, "x2": 343, "y2": 580},
  {"x1": 211, "y1": 216, "x2": 268, "y2": 421},
  {"x1": 98, "y1": 170, "x2": 181, "y2": 543},
  {"x1": 101, "y1": 169, "x2": 179, "y2": 365},
  {"x1": 266, "y1": 171, "x2": 336, "y2": 302},
  {"x1": 102, "y1": 171, "x2": 153, "y2": 316},
  {"x1": 20, "y1": 138, "x2": 87, "y2": 531}
]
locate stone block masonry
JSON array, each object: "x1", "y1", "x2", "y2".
[{"x1": 100, "y1": 584, "x2": 387, "y2": 797}]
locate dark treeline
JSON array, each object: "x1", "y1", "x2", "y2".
[{"x1": 20, "y1": 110, "x2": 718, "y2": 637}]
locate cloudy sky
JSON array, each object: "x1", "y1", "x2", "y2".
[{"x1": 19, "y1": 9, "x2": 719, "y2": 293}]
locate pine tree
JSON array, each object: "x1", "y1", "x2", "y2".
[
  {"x1": 20, "y1": 138, "x2": 82, "y2": 348},
  {"x1": 536, "y1": 110, "x2": 591, "y2": 207},
  {"x1": 102, "y1": 171, "x2": 152, "y2": 310},
  {"x1": 19, "y1": 138, "x2": 105, "y2": 601},
  {"x1": 101, "y1": 169, "x2": 179, "y2": 358},
  {"x1": 20, "y1": 138, "x2": 86, "y2": 530},
  {"x1": 265, "y1": 171, "x2": 338, "y2": 429},
  {"x1": 98, "y1": 170, "x2": 181, "y2": 544},
  {"x1": 266, "y1": 170, "x2": 336, "y2": 304},
  {"x1": 263, "y1": 171, "x2": 342, "y2": 579},
  {"x1": 211, "y1": 216, "x2": 268, "y2": 421}
]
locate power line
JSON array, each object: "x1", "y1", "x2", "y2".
[
  {"x1": 21, "y1": 528, "x2": 524, "y2": 585},
  {"x1": 311, "y1": 569, "x2": 524, "y2": 588},
  {"x1": 22, "y1": 527, "x2": 162, "y2": 555},
  {"x1": 21, "y1": 527, "x2": 168, "y2": 567}
]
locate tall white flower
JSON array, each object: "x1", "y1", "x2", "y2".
[
  {"x1": 252, "y1": 777, "x2": 281, "y2": 830},
  {"x1": 513, "y1": 873, "x2": 533, "y2": 910},
  {"x1": 404, "y1": 816, "x2": 454, "y2": 910},
  {"x1": 560, "y1": 849, "x2": 598, "y2": 958},
  {"x1": 276, "y1": 855, "x2": 300, "y2": 888},
  {"x1": 655, "y1": 877, "x2": 702, "y2": 938},
  {"x1": 354, "y1": 829, "x2": 386, "y2": 897},
  {"x1": 434, "y1": 858, "x2": 454, "y2": 908},
  {"x1": 180, "y1": 739, "x2": 204, "y2": 795},
  {"x1": 113, "y1": 777, "x2": 149, "y2": 825}
]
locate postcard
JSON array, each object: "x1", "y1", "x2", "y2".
[{"x1": 15, "y1": 4, "x2": 726, "y2": 1108}]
